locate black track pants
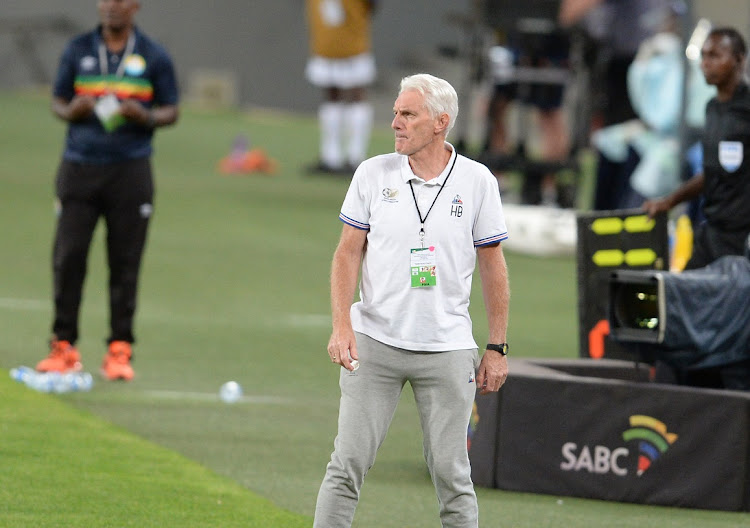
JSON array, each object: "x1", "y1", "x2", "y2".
[{"x1": 52, "y1": 157, "x2": 153, "y2": 345}]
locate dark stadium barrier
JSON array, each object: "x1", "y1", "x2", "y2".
[{"x1": 468, "y1": 358, "x2": 750, "y2": 511}]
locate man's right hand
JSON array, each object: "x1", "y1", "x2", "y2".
[
  {"x1": 67, "y1": 95, "x2": 97, "y2": 121},
  {"x1": 327, "y1": 327, "x2": 358, "y2": 372},
  {"x1": 642, "y1": 197, "x2": 671, "y2": 219}
]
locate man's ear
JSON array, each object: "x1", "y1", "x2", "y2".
[{"x1": 435, "y1": 113, "x2": 450, "y2": 135}]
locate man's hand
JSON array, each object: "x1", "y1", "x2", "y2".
[
  {"x1": 119, "y1": 98, "x2": 152, "y2": 126},
  {"x1": 67, "y1": 95, "x2": 96, "y2": 121},
  {"x1": 327, "y1": 326, "x2": 358, "y2": 372},
  {"x1": 476, "y1": 349, "x2": 508, "y2": 395},
  {"x1": 642, "y1": 198, "x2": 671, "y2": 219}
]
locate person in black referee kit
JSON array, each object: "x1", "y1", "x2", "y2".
[
  {"x1": 35, "y1": 0, "x2": 179, "y2": 381},
  {"x1": 643, "y1": 27, "x2": 750, "y2": 270}
]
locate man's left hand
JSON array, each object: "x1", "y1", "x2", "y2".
[
  {"x1": 476, "y1": 349, "x2": 508, "y2": 395},
  {"x1": 119, "y1": 99, "x2": 152, "y2": 126}
]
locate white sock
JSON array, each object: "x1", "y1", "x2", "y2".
[
  {"x1": 344, "y1": 102, "x2": 373, "y2": 167},
  {"x1": 319, "y1": 102, "x2": 344, "y2": 168}
]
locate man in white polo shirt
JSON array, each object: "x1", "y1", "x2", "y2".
[{"x1": 314, "y1": 73, "x2": 510, "y2": 528}]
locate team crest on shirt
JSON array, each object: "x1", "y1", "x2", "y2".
[
  {"x1": 124, "y1": 54, "x2": 146, "y2": 76},
  {"x1": 80, "y1": 56, "x2": 97, "y2": 71},
  {"x1": 450, "y1": 195, "x2": 463, "y2": 217},
  {"x1": 382, "y1": 188, "x2": 399, "y2": 202},
  {"x1": 719, "y1": 141, "x2": 743, "y2": 173}
]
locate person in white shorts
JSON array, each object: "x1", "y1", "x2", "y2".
[
  {"x1": 314, "y1": 73, "x2": 511, "y2": 527},
  {"x1": 305, "y1": 0, "x2": 377, "y2": 173}
]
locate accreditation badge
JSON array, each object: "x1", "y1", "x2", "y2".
[
  {"x1": 410, "y1": 246, "x2": 437, "y2": 287},
  {"x1": 94, "y1": 93, "x2": 126, "y2": 132},
  {"x1": 719, "y1": 141, "x2": 743, "y2": 173}
]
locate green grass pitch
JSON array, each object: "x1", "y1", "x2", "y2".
[{"x1": 0, "y1": 90, "x2": 747, "y2": 527}]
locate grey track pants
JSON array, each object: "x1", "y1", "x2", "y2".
[{"x1": 314, "y1": 332, "x2": 480, "y2": 527}]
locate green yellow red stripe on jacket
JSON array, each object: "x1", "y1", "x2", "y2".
[{"x1": 74, "y1": 75, "x2": 153, "y2": 102}]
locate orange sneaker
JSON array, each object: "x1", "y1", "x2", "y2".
[
  {"x1": 36, "y1": 340, "x2": 82, "y2": 373},
  {"x1": 100, "y1": 341, "x2": 135, "y2": 381}
]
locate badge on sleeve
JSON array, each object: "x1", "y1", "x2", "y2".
[
  {"x1": 719, "y1": 141, "x2": 743, "y2": 173},
  {"x1": 410, "y1": 246, "x2": 437, "y2": 287}
]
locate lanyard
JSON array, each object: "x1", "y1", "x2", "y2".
[
  {"x1": 98, "y1": 32, "x2": 136, "y2": 80},
  {"x1": 408, "y1": 153, "x2": 457, "y2": 248}
]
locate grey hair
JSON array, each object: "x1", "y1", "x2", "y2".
[{"x1": 399, "y1": 73, "x2": 458, "y2": 137}]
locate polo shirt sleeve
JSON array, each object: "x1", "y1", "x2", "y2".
[
  {"x1": 53, "y1": 41, "x2": 77, "y2": 101},
  {"x1": 473, "y1": 169, "x2": 508, "y2": 246},
  {"x1": 150, "y1": 49, "x2": 179, "y2": 106},
  {"x1": 339, "y1": 165, "x2": 371, "y2": 230}
]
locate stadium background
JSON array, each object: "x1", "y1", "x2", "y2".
[
  {"x1": 1, "y1": 1, "x2": 750, "y2": 527},
  {"x1": 1, "y1": 0, "x2": 748, "y2": 118}
]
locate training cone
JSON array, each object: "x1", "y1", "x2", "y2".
[{"x1": 217, "y1": 135, "x2": 278, "y2": 175}]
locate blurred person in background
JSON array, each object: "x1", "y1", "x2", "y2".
[
  {"x1": 483, "y1": 12, "x2": 572, "y2": 207},
  {"x1": 315, "y1": 74, "x2": 510, "y2": 527},
  {"x1": 581, "y1": 1, "x2": 715, "y2": 213},
  {"x1": 35, "y1": 0, "x2": 179, "y2": 381},
  {"x1": 305, "y1": 0, "x2": 377, "y2": 174},
  {"x1": 560, "y1": 0, "x2": 675, "y2": 209},
  {"x1": 644, "y1": 27, "x2": 750, "y2": 271}
]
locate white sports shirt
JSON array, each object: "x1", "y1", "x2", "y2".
[{"x1": 339, "y1": 144, "x2": 508, "y2": 351}]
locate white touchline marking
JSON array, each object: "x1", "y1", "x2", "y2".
[
  {"x1": 135, "y1": 311, "x2": 331, "y2": 329},
  {"x1": 0, "y1": 298, "x2": 48, "y2": 310},
  {"x1": 142, "y1": 390, "x2": 293, "y2": 405},
  {"x1": 0, "y1": 297, "x2": 331, "y2": 330}
]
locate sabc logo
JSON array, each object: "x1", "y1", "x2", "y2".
[{"x1": 560, "y1": 415, "x2": 678, "y2": 477}]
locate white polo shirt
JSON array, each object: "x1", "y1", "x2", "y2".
[{"x1": 339, "y1": 143, "x2": 508, "y2": 351}]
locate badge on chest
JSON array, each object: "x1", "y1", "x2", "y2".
[
  {"x1": 410, "y1": 246, "x2": 437, "y2": 287},
  {"x1": 719, "y1": 141, "x2": 743, "y2": 173}
]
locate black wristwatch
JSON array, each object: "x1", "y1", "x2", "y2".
[{"x1": 486, "y1": 343, "x2": 509, "y2": 356}]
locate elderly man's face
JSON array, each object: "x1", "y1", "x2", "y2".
[
  {"x1": 391, "y1": 90, "x2": 444, "y2": 156},
  {"x1": 98, "y1": 0, "x2": 140, "y2": 32}
]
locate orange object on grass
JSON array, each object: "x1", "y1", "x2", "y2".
[{"x1": 218, "y1": 148, "x2": 278, "y2": 175}]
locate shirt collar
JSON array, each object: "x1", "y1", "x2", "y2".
[
  {"x1": 95, "y1": 25, "x2": 139, "y2": 47},
  {"x1": 733, "y1": 82, "x2": 749, "y2": 99},
  {"x1": 401, "y1": 142, "x2": 456, "y2": 186}
]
